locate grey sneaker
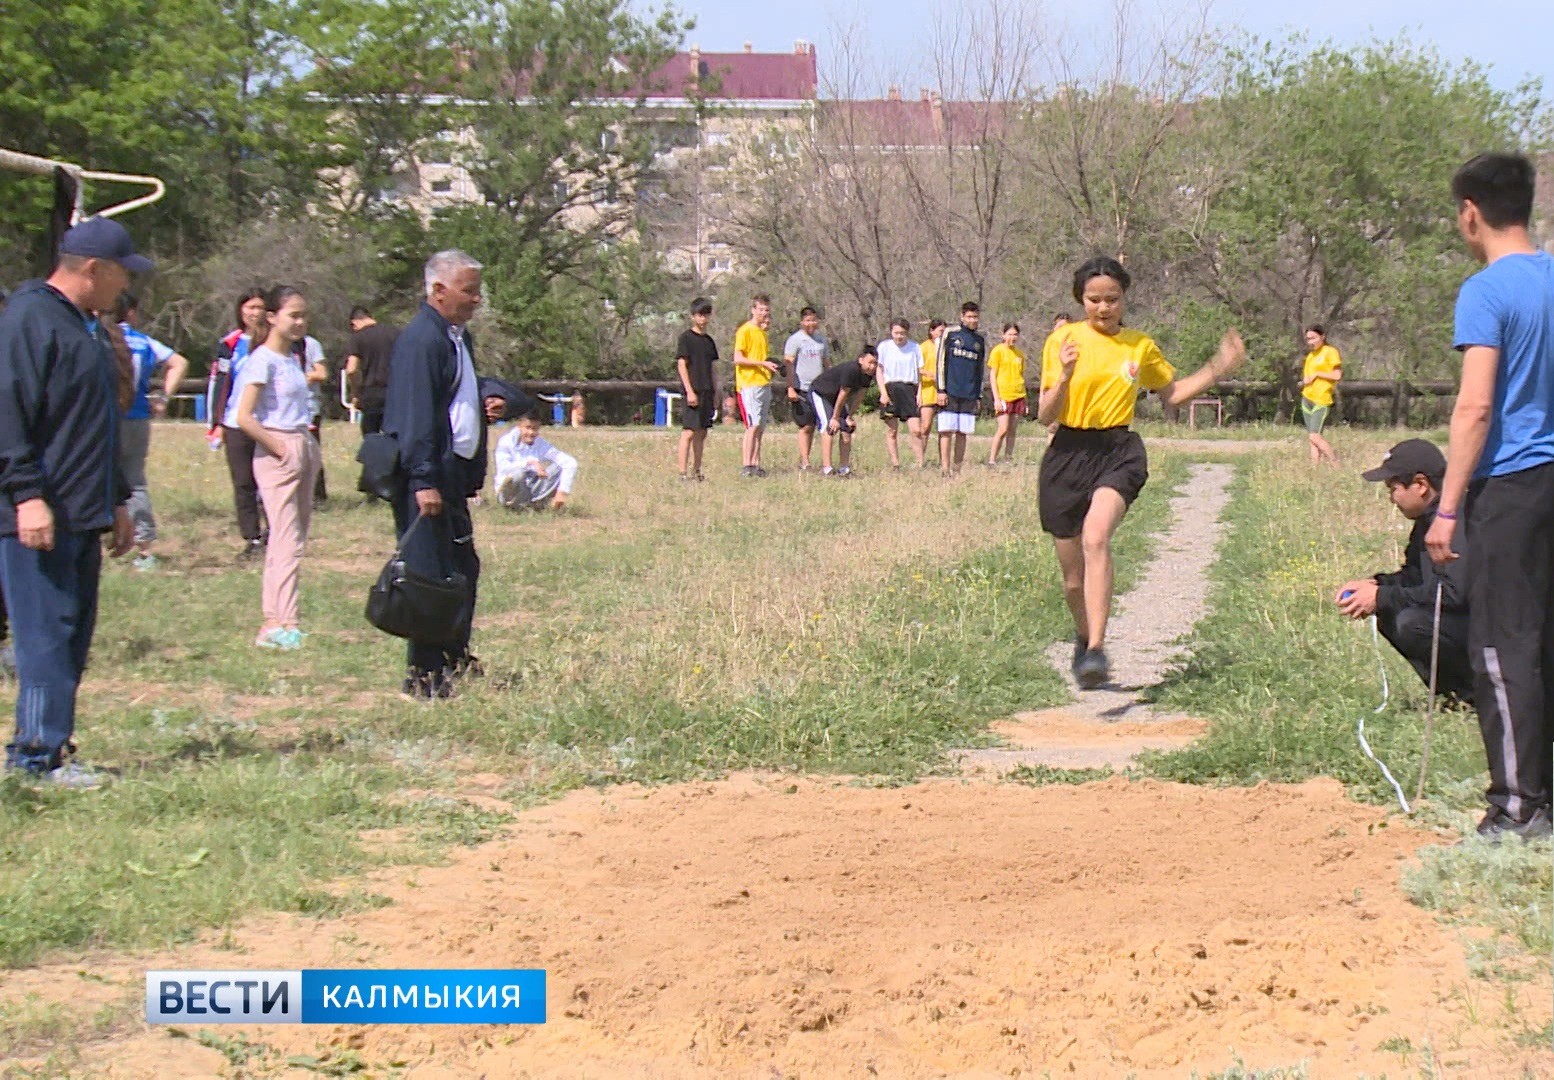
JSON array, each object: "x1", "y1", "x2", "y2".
[
  {"x1": 45, "y1": 762, "x2": 108, "y2": 790},
  {"x1": 740, "y1": 466, "x2": 756, "y2": 478},
  {"x1": 1473, "y1": 806, "x2": 1552, "y2": 844},
  {"x1": 1075, "y1": 648, "x2": 1109, "y2": 690},
  {"x1": 1071, "y1": 637, "x2": 1086, "y2": 676}
]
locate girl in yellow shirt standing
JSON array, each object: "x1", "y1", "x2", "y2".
[
  {"x1": 919, "y1": 319, "x2": 945, "y2": 459},
  {"x1": 1038, "y1": 256, "x2": 1246, "y2": 688},
  {"x1": 986, "y1": 323, "x2": 1028, "y2": 465},
  {"x1": 1300, "y1": 324, "x2": 1342, "y2": 465}
]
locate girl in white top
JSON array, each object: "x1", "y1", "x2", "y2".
[
  {"x1": 235, "y1": 286, "x2": 323, "y2": 650},
  {"x1": 875, "y1": 318, "x2": 926, "y2": 468}
]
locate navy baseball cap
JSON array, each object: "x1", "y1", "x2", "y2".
[
  {"x1": 1361, "y1": 438, "x2": 1446, "y2": 485},
  {"x1": 58, "y1": 217, "x2": 154, "y2": 273}
]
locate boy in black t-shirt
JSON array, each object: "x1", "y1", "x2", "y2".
[
  {"x1": 809, "y1": 345, "x2": 879, "y2": 476},
  {"x1": 676, "y1": 297, "x2": 719, "y2": 481}
]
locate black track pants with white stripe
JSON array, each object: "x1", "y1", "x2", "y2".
[{"x1": 1466, "y1": 461, "x2": 1554, "y2": 821}]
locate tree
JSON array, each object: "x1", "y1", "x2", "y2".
[{"x1": 1182, "y1": 37, "x2": 1542, "y2": 405}]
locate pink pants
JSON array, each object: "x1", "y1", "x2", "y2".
[{"x1": 252, "y1": 430, "x2": 321, "y2": 629}]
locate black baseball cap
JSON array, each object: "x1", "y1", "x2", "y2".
[
  {"x1": 1361, "y1": 438, "x2": 1446, "y2": 485},
  {"x1": 58, "y1": 217, "x2": 154, "y2": 273}
]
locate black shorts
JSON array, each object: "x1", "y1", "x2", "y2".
[
  {"x1": 941, "y1": 395, "x2": 979, "y2": 416},
  {"x1": 1038, "y1": 426, "x2": 1149, "y2": 538},
  {"x1": 811, "y1": 392, "x2": 855, "y2": 434},
  {"x1": 792, "y1": 392, "x2": 818, "y2": 429},
  {"x1": 883, "y1": 382, "x2": 919, "y2": 421},
  {"x1": 682, "y1": 391, "x2": 716, "y2": 431}
]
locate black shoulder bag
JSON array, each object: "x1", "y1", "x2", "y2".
[{"x1": 365, "y1": 515, "x2": 472, "y2": 641}]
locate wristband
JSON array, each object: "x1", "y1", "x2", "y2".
[{"x1": 1437, "y1": 508, "x2": 1457, "y2": 521}]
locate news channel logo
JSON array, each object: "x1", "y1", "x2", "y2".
[{"x1": 147, "y1": 970, "x2": 546, "y2": 1025}]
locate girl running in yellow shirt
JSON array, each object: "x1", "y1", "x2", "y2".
[
  {"x1": 1300, "y1": 324, "x2": 1342, "y2": 465},
  {"x1": 1038, "y1": 256, "x2": 1246, "y2": 688}
]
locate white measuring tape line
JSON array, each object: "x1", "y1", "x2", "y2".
[{"x1": 1355, "y1": 582, "x2": 1445, "y2": 816}]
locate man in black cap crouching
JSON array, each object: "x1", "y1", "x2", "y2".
[{"x1": 1335, "y1": 438, "x2": 1473, "y2": 704}]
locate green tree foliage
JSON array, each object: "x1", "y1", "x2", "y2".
[{"x1": 1183, "y1": 39, "x2": 1542, "y2": 396}]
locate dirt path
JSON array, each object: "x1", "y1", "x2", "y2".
[
  {"x1": 959, "y1": 463, "x2": 1235, "y2": 773},
  {"x1": 6, "y1": 774, "x2": 1547, "y2": 1078}
]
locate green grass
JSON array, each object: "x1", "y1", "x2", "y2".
[
  {"x1": 0, "y1": 421, "x2": 1181, "y2": 969},
  {"x1": 1137, "y1": 428, "x2": 1551, "y2": 967}
]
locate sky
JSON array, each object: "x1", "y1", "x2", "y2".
[{"x1": 661, "y1": 0, "x2": 1554, "y2": 96}]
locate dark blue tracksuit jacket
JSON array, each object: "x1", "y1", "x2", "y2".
[{"x1": 0, "y1": 283, "x2": 129, "y2": 536}]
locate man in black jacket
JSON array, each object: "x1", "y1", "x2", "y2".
[
  {"x1": 382, "y1": 250, "x2": 491, "y2": 700},
  {"x1": 0, "y1": 218, "x2": 141, "y2": 781},
  {"x1": 1336, "y1": 439, "x2": 1472, "y2": 703}
]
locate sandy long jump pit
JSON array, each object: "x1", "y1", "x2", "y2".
[{"x1": 34, "y1": 773, "x2": 1551, "y2": 1077}]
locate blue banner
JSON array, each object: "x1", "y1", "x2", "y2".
[{"x1": 147, "y1": 970, "x2": 546, "y2": 1025}]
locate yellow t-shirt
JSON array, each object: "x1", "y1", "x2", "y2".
[
  {"x1": 1302, "y1": 344, "x2": 1341, "y2": 407},
  {"x1": 919, "y1": 338, "x2": 941, "y2": 404},
  {"x1": 987, "y1": 343, "x2": 1028, "y2": 401},
  {"x1": 1040, "y1": 322, "x2": 1175, "y2": 430},
  {"x1": 733, "y1": 321, "x2": 771, "y2": 390}
]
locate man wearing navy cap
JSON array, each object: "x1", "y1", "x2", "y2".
[
  {"x1": 1335, "y1": 439, "x2": 1473, "y2": 704},
  {"x1": 0, "y1": 217, "x2": 146, "y2": 785}
]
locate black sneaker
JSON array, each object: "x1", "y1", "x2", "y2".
[
  {"x1": 450, "y1": 654, "x2": 485, "y2": 681},
  {"x1": 1075, "y1": 647, "x2": 1109, "y2": 690},
  {"x1": 400, "y1": 671, "x2": 456, "y2": 702},
  {"x1": 754, "y1": 467, "x2": 769, "y2": 478},
  {"x1": 1071, "y1": 637, "x2": 1086, "y2": 676},
  {"x1": 236, "y1": 538, "x2": 265, "y2": 564},
  {"x1": 1473, "y1": 806, "x2": 1552, "y2": 844},
  {"x1": 740, "y1": 466, "x2": 756, "y2": 478}
]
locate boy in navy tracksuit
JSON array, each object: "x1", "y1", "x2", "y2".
[
  {"x1": 936, "y1": 301, "x2": 987, "y2": 476},
  {"x1": 0, "y1": 218, "x2": 144, "y2": 782}
]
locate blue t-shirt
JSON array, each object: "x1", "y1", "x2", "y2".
[
  {"x1": 1453, "y1": 251, "x2": 1554, "y2": 479},
  {"x1": 119, "y1": 323, "x2": 175, "y2": 420}
]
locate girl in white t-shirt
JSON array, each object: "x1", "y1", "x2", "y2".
[{"x1": 235, "y1": 286, "x2": 322, "y2": 650}]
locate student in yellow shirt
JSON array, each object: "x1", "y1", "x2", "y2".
[
  {"x1": 986, "y1": 322, "x2": 1028, "y2": 465},
  {"x1": 1300, "y1": 324, "x2": 1342, "y2": 466},
  {"x1": 733, "y1": 294, "x2": 779, "y2": 478},
  {"x1": 919, "y1": 319, "x2": 945, "y2": 459},
  {"x1": 1038, "y1": 255, "x2": 1246, "y2": 689}
]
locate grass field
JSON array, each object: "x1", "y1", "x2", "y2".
[{"x1": 0, "y1": 417, "x2": 1548, "y2": 1068}]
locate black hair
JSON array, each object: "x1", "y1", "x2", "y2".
[
  {"x1": 928, "y1": 318, "x2": 946, "y2": 331},
  {"x1": 349, "y1": 305, "x2": 371, "y2": 321},
  {"x1": 960, "y1": 300, "x2": 979, "y2": 314},
  {"x1": 1305, "y1": 323, "x2": 1326, "y2": 338},
  {"x1": 1052, "y1": 313, "x2": 1070, "y2": 324},
  {"x1": 890, "y1": 317, "x2": 910, "y2": 331},
  {"x1": 1072, "y1": 256, "x2": 1131, "y2": 302},
  {"x1": 264, "y1": 284, "x2": 305, "y2": 313},
  {"x1": 799, "y1": 305, "x2": 818, "y2": 319},
  {"x1": 233, "y1": 287, "x2": 265, "y2": 331},
  {"x1": 1003, "y1": 321, "x2": 1019, "y2": 334},
  {"x1": 860, "y1": 344, "x2": 878, "y2": 358},
  {"x1": 690, "y1": 296, "x2": 713, "y2": 316},
  {"x1": 1452, "y1": 152, "x2": 1535, "y2": 230},
  {"x1": 115, "y1": 291, "x2": 140, "y2": 320}
]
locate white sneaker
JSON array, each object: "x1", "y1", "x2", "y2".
[
  {"x1": 496, "y1": 475, "x2": 520, "y2": 507},
  {"x1": 45, "y1": 762, "x2": 108, "y2": 790}
]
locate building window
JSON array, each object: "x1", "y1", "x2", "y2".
[
  {"x1": 704, "y1": 131, "x2": 730, "y2": 147},
  {"x1": 708, "y1": 254, "x2": 733, "y2": 273},
  {"x1": 430, "y1": 178, "x2": 454, "y2": 195}
]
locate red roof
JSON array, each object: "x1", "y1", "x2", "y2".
[
  {"x1": 641, "y1": 47, "x2": 818, "y2": 101},
  {"x1": 821, "y1": 97, "x2": 1009, "y2": 148}
]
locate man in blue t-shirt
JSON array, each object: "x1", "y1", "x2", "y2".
[
  {"x1": 117, "y1": 293, "x2": 189, "y2": 570},
  {"x1": 1427, "y1": 152, "x2": 1554, "y2": 844}
]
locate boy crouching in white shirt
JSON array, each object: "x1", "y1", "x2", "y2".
[{"x1": 495, "y1": 414, "x2": 579, "y2": 511}]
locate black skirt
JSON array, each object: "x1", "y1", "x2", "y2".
[{"x1": 1037, "y1": 426, "x2": 1148, "y2": 538}]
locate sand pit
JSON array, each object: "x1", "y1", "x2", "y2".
[{"x1": 10, "y1": 773, "x2": 1549, "y2": 1078}]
